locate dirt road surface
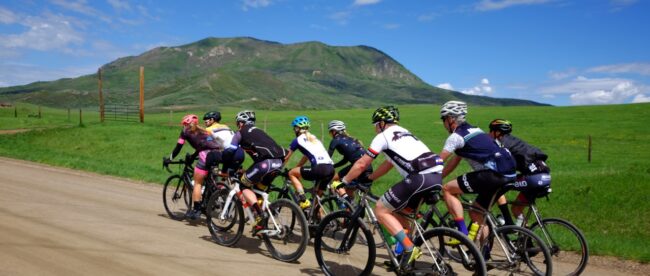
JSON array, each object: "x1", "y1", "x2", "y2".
[{"x1": 0, "y1": 157, "x2": 644, "y2": 275}]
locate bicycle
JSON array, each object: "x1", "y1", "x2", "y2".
[
  {"x1": 510, "y1": 195, "x2": 589, "y2": 275},
  {"x1": 452, "y1": 185, "x2": 554, "y2": 276},
  {"x1": 313, "y1": 184, "x2": 487, "y2": 276},
  {"x1": 205, "y1": 174, "x2": 309, "y2": 262}
]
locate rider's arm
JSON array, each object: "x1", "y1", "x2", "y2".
[
  {"x1": 169, "y1": 137, "x2": 185, "y2": 159},
  {"x1": 341, "y1": 154, "x2": 373, "y2": 184},
  {"x1": 368, "y1": 159, "x2": 393, "y2": 181},
  {"x1": 283, "y1": 149, "x2": 294, "y2": 164},
  {"x1": 296, "y1": 156, "x2": 308, "y2": 167},
  {"x1": 441, "y1": 152, "x2": 462, "y2": 178}
]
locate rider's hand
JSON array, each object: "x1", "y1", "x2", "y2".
[{"x1": 163, "y1": 157, "x2": 171, "y2": 165}]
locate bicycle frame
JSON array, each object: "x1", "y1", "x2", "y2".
[{"x1": 219, "y1": 180, "x2": 284, "y2": 237}]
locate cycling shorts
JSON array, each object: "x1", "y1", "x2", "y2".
[
  {"x1": 195, "y1": 149, "x2": 217, "y2": 176},
  {"x1": 380, "y1": 173, "x2": 442, "y2": 212},
  {"x1": 301, "y1": 164, "x2": 335, "y2": 191},
  {"x1": 457, "y1": 169, "x2": 513, "y2": 209},
  {"x1": 241, "y1": 158, "x2": 283, "y2": 189}
]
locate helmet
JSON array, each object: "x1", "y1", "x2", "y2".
[
  {"x1": 235, "y1": 110, "x2": 256, "y2": 125},
  {"x1": 328, "y1": 120, "x2": 346, "y2": 131},
  {"x1": 203, "y1": 111, "x2": 221, "y2": 121},
  {"x1": 440, "y1": 101, "x2": 467, "y2": 118},
  {"x1": 489, "y1": 119, "x2": 512, "y2": 134},
  {"x1": 181, "y1": 114, "x2": 198, "y2": 126},
  {"x1": 372, "y1": 106, "x2": 399, "y2": 124},
  {"x1": 291, "y1": 115, "x2": 311, "y2": 129}
]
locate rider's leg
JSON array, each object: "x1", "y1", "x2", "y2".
[
  {"x1": 497, "y1": 195, "x2": 515, "y2": 225},
  {"x1": 443, "y1": 179, "x2": 468, "y2": 235},
  {"x1": 376, "y1": 201, "x2": 414, "y2": 251}
]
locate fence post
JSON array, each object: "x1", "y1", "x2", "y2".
[
  {"x1": 38, "y1": 106, "x2": 41, "y2": 119},
  {"x1": 67, "y1": 108, "x2": 71, "y2": 121},
  {"x1": 321, "y1": 121, "x2": 324, "y2": 142},
  {"x1": 587, "y1": 135, "x2": 591, "y2": 163},
  {"x1": 139, "y1": 66, "x2": 144, "y2": 123},
  {"x1": 79, "y1": 109, "x2": 83, "y2": 126},
  {"x1": 14, "y1": 106, "x2": 17, "y2": 118},
  {"x1": 264, "y1": 116, "x2": 268, "y2": 132},
  {"x1": 98, "y1": 68, "x2": 104, "y2": 123},
  {"x1": 169, "y1": 110, "x2": 173, "y2": 126}
]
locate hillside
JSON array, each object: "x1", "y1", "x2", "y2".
[{"x1": 0, "y1": 37, "x2": 545, "y2": 109}]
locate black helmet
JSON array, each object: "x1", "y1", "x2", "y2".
[
  {"x1": 203, "y1": 111, "x2": 221, "y2": 122},
  {"x1": 371, "y1": 106, "x2": 399, "y2": 124},
  {"x1": 489, "y1": 119, "x2": 512, "y2": 134}
]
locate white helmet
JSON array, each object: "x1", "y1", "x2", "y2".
[
  {"x1": 440, "y1": 101, "x2": 468, "y2": 118},
  {"x1": 235, "y1": 110, "x2": 256, "y2": 125},
  {"x1": 328, "y1": 120, "x2": 346, "y2": 131}
]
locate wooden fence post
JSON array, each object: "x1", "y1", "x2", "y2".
[
  {"x1": 38, "y1": 106, "x2": 41, "y2": 119},
  {"x1": 14, "y1": 106, "x2": 17, "y2": 118},
  {"x1": 588, "y1": 135, "x2": 592, "y2": 163},
  {"x1": 79, "y1": 109, "x2": 83, "y2": 126},
  {"x1": 139, "y1": 66, "x2": 144, "y2": 123},
  {"x1": 67, "y1": 108, "x2": 71, "y2": 121},
  {"x1": 99, "y1": 68, "x2": 104, "y2": 123}
]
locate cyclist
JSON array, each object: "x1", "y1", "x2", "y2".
[
  {"x1": 341, "y1": 106, "x2": 444, "y2": 270},
  {"x1": 284, "y1": 116, "x2": 335, "y2": 209},
  {"x1": 488, "y1": 119, "x2": 552, "y2": 225},
  {"x1": 167, "y1": 114, "x2": 222, "y2": 220},
  {"x1": 203, "y1": 111, "x2": 245, "y2": 176},
  {"x1": 327, "y1": 120, "x2": 373, "y2": 202},
  {"x1": 438, "y1": 101, "x2": 517, "y2": 246},
  {"x1": 228, "y1": 110, "x2": 287, "y2": 234}
]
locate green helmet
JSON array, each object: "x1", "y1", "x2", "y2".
[{"x1": 371, "y1": 106, "x2": 399, "y2": 124}]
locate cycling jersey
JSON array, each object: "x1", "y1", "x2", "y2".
[
  {"x1": 206, "y1": 123, "x2": 235, "y2": 149},
  {"x1": 443, "y1": 122, "x2": 516, "y2": 177},
  {"x1": 497, "y1": 134, "x2": 549, "y2": 174},
  {"x1": 289, "y1": 133, "x2": 333, "y2": 166},
  {"x1": 328, "y1": 134, "x2": 365, "y2": 167},
  {"x1": 367, "y1": 125, "x2": 443, "y2": 177},
  {"x1": 230, "y1": 124, "x2": 286, "y2": 163},
  {"x1": 177, "y1": 128, "x2": 221, "y2": 152}
]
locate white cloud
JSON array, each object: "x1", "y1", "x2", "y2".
[
  {"x1": 0, "y1": 12, "x2": 84, "y2": 52},
  {"x1": 587, "y1": 63, "x2": 650, "y2": 76},
  {"x1": 0, "y1": 7, "x2": 18, "y2": 24},
  {"x1": 437, "y1": 83, "x2": 454, "y2": 90},
  {"x1": 541, "y1": 76, "x2": 646, "y2": 105},
  {"x1": 242, "y1": 0, "x2": 272, "y2": 11},
  {"x1": 475, "y1": 0, "x2": 553, "y2": 11},
  {"x1": 548, "y1": 68, "x2": 577, "y2": 80},
  {"x1": 330, "y1": 11, "x2": 351, "y2": 25},
  {"x1": 461, "y1": 78, "x2": 494, "y2": 95},
  {"x1": 353, "y1": 0, "x2": 381, "y2": 6},
  {"x1": 632, "y1": 94, "x2": 650, "y2": 103},
  {"x1": 108, "y1": 0, "x2": 131, "y2": 11}
]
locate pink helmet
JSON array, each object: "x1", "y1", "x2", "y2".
[{"x1": 181, "y1": 114, "x2": 198, "y2": 126}]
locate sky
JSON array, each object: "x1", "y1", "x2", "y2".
[{"x1": 1, "y1": 0, "x2": 649, "y2": 106}]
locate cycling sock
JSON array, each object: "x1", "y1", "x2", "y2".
[
  {"x1": 455, "y1": 218, "x2": 468, "y2": 235},
  {"x1": 498, "y1": 203, "x2": 515, "y2": 225},
  {"x1": 193, "y1": 201, "x2": 202, "y2": 211},
  {"x1": 394, "y1": 229, "x2": 414, "y2": 251}
]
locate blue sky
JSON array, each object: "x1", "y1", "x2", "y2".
[{"x1": 1, "y1": 0, "x2": 649, "y2": 106}]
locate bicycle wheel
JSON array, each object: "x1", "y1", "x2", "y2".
[
  {"x1": 162, "y1": 175, "x2": 191, "y2": 220},
  {"x1": 261, "y1": 198, "x2": 309, "y2": 262},
  {"x1": 414, "y1": 227, "x2": 487, "y2": 275},
  {"x1": 529, "y1": 218, "x2": 588, "y2": 276},
  {"x1": 314, "y1": 210, "x2": 375, "y2": 276},
  {"x1": 486, "y1": 225, "x2": 553, "y2": 276},
  {"x1": 206, "y1": 187, "x2": 245, "y2": 247}
]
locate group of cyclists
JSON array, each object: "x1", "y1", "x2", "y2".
[{"x1": 165, "y1": 100, "x2": 553, "y2": 272}]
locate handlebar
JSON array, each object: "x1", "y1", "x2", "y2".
[{"x1": 162, "y1": 153, "x2": 196, "y2": 173}]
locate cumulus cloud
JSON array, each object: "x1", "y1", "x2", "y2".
[
  {"x1": 0, "y1": 12, "x2": 84, "y2": 52},
  {"x1": 0, "y1": 7, "x2": 18, "y2": 24},
  {"x1": 437, "y1": 83, "x2": 454, "y2": 90},
  {"x1": 587, "y1": 63, "x2": 650, "y2": 76},
  {"x1": 541, "y1": 76, "x2": 647, "y2": 105},
  {"x1": 632, "y1": 94, "x2": 650, "y2": 103},
  {"x1": 462, "y1": 78, "x2": 494, "y2": 96},
  {"x1": 475, "y1": 0, "x2": 553, "y2": 11},
  {"x1": 242, "y1": 0, "x2": 272, "y2": 11},
  {"x1": 353, "y1": 0, "x2": 381, "y2": 6}
]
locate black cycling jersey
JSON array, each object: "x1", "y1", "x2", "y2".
[
  {"x1": 327, "y1": 134, "x2": 365, "y2": 168},
  {"x1": 499, "y1": 134, "x2": 549, "y2": 174},
  {"x1": 231, "y1": 124, "x2": 286, "y2": 163}
]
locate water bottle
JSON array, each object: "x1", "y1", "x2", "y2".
[
  {"x1": 496, "y1": 215, "x2": 505, "y2": 226},
  {"x1": 468, "y1": 222, "x2": 479, "y2": 241},
  {"x1": 515, "y1": 214, "x2": 525, "y2": 227},
  {"x1": 380, "y1": 225, "x2": 397, "y2": 246}
]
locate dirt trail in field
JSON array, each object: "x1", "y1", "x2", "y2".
[{"x1": 0, "y1": 157, "x2": 646, "y2": 275}]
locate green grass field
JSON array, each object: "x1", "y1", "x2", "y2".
[{"x1": 1, "y1": 102, "x2": 649, "y2": 262}]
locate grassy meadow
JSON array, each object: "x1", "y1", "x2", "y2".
[{"x1": 1, "y1": 102, "x2": 649, "y2": 262}]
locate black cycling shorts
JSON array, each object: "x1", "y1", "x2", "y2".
[
  {"x1": 457, "y1": 169, "x2": 512, "y2": 209},
  {"x1": 301, "y1": 164, "x2": 335, "y2": 191},
  {"x1": 241, "y1": 159, "x2": 283, "y2": 188},
  {"x1": 380, "y1": 173, "x2": 442, "y2": 212}
]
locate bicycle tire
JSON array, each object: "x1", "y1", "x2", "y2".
[
  {"x1": 529, "y1": 218, "x2": 589, "y2": 276},
  {"x1": 261, "y1": 198, "x2": 309, "y2": 262},
  {"x1": 486, "y1": 225, "x2": 553, "y2": 276},
  {"x1": 162, "y1": 174, "x2": 191, "y2": 220},
  {"x1": 413, "y1": 227, "x2": 487, "y2": 276},
  {"x1": 314, "y1": 210, "x2": 375, "y2": 276},
  {"x1": 206, "y1": 187, "x2": 245, "y2": 247}
]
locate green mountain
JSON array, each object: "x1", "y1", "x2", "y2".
[{"x1": 0, "y1": 37, "x2": 546, "y2": 109}]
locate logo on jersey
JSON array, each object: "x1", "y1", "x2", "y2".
[{"x1": 392, "y1": 131, "x2": 418, "y2": 142}]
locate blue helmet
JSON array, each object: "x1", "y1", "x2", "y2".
[{"x1": 292, "y1": 116, "x2": 310, "y2": 129}]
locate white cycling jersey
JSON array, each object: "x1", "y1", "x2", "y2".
[
  {"x1": 289, "y1": 132, "x2": 334, "y2": 165},
  {"x1": 207, "y1": 123, "x2": 235, "y2": 149},
  {"x1": 367, "y1": 125, "x2": 442, "y2": 177}
]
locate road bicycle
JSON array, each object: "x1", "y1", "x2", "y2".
[
  {"x1": 313, "y1": 184, "x2": 486, "y2": 276},
  {"x1": 510, "y1": 194, "x2": 589, "y2": 275},
  {"x1": 205, "y1": 173, "x2": 309, "y2": 262},
  {"x1": 162, "y1": 153, "x2": 224, "y2": 221},
  {"x1": 451, "y1": 185, "x2": 554, "y2": 276}
]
